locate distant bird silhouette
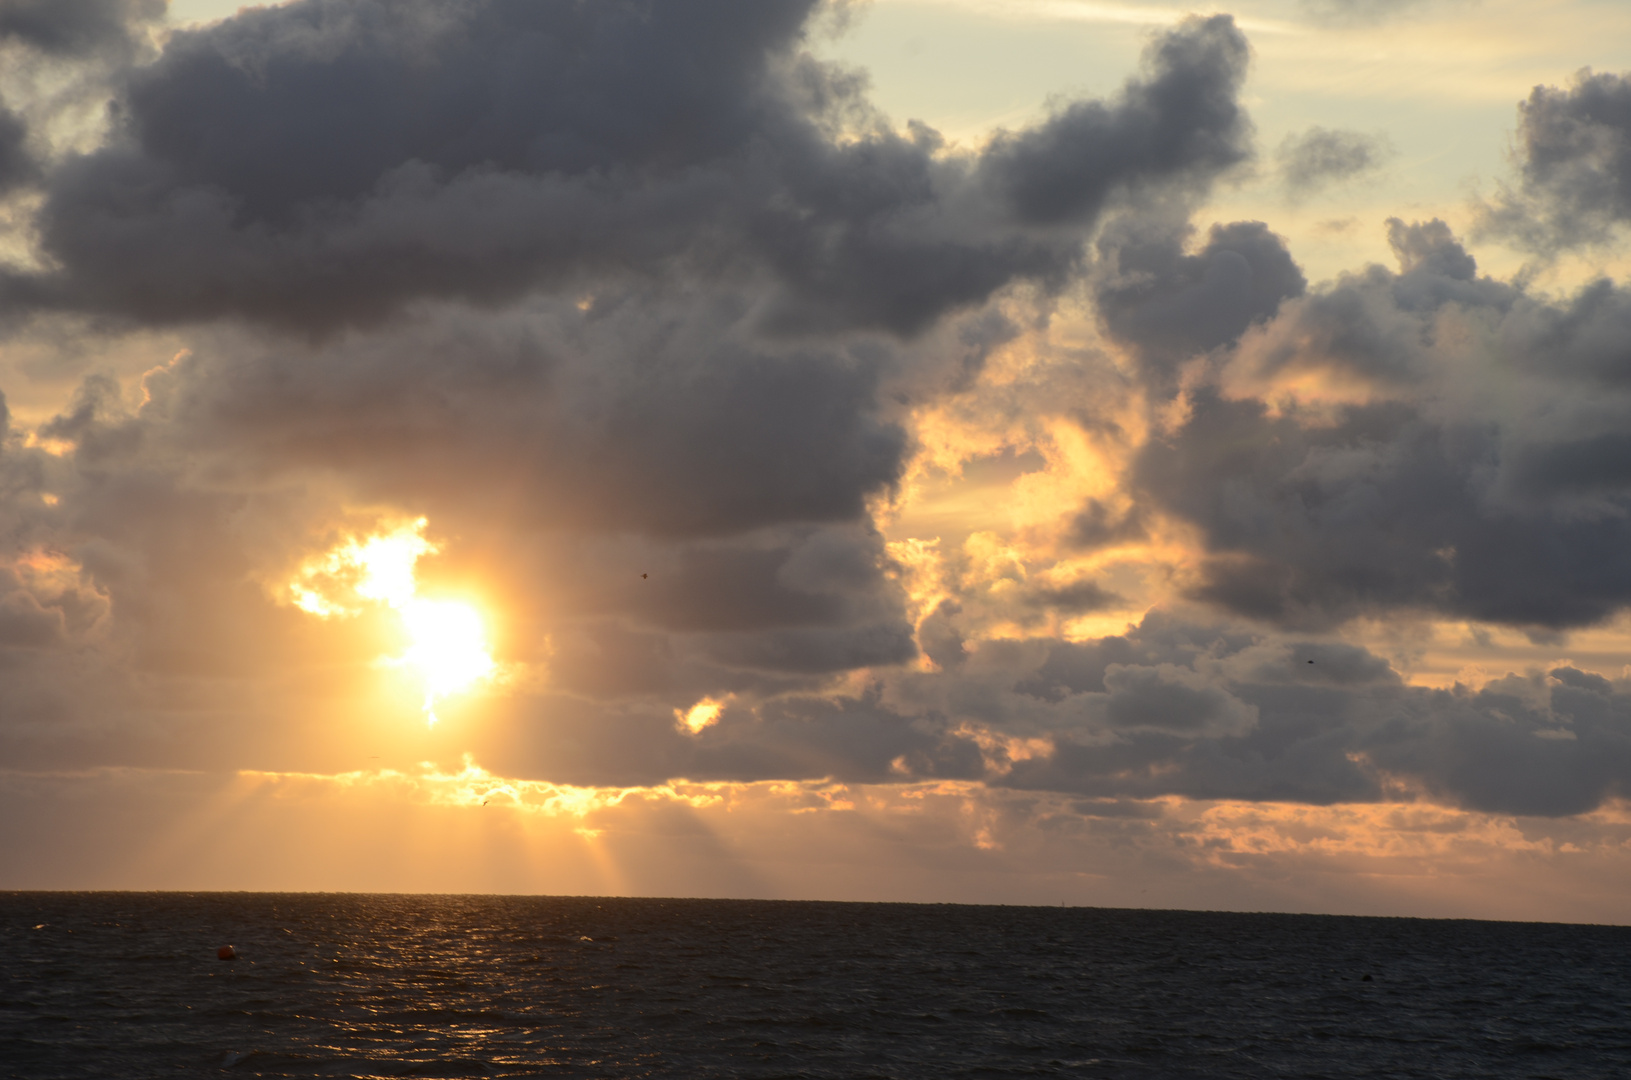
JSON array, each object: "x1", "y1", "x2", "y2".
[{"x1": 1307, "y1": 659, "x2": 1315, "y2": 664}]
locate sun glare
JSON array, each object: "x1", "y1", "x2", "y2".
[{"x1": 290, "y1": 518, "x2": 495, "y2": 725}]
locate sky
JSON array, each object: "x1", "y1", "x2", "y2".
[{"x1": 3, "y1": 0, "x2": 1631, "y2": 922}]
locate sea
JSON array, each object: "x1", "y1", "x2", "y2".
[{"x1": 2, "y1": 894, "x2": 1628, "y2": 1078}]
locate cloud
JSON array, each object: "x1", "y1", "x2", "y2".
[
  {"x1": 979, "y1": 13, "x2": 1252, "y2": 225},
  {"x1": 1275, "y1": 126, "x2": 1391, "y2": 197},
  {"x1": 1096, "y1": 218, "x2": 1306, "y2": 389},
  {"x1": 0, "y1": 4, "x2": 1273, "y2": 802},
  {"x1": 3, "y1": 2, "x2": 1253, "y2": 337},
  {"x1": 0, "y1": 0, "x2": 163, "y2": 58},
  {"x1": 11, "y1": 762, "x2": 1628, "y2": 922},
  {"x1": 1482, "y1": 68, "x2": 1631, "y2": 250},
  {"x1": 0, "y1": 104, "x2": 35, "y2": 194},
  {"x1": 985, "y1": 613, "x2": 1631, "y2": 817},
  {"x1": 140, "y1": 301, "x2": 910, "y2": 538},
  {"x1": 1298, "y1": 0, "x2": 1443, "y2": 24},
  {"x1": 6, "y1": 0, "x2": 1631, "y2": 898},
  {"x1": 1124, "y1": 218, "x2": 1631, "y2": 631}
]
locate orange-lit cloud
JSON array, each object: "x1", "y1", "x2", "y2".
[
  {"x1": 675, "y1": 696, "x2": 729, "y2": 736},
  {"x1": 7, "y1": 759, "x2": 1630, "y2": 922}
]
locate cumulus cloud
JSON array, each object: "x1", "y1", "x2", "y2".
[
  {"x1": 980, "y1": 14, "x2": 1252, "y2": 225},
  {"x1": 977, "y1": 614, "x2": 1631, "y2": 817},
  {"x1": 1096, "y1": 218, "x2": 1306, "y2": 390},
  {"x1": 1, "y1": 2, "x2": 1252, "y2": 335},
  {"x1": 1128, "y1": 217, "x2": 1631, "y2": 631},
  {"x1": 1483, "y1": 69, "x2": 1631, "y2": 250}
]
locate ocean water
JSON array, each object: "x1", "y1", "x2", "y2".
[{"x1": 2, "y1": 894, "x2": 1628, "y2": 1078}]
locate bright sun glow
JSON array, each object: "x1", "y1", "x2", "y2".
[{"x1": 290, "y1": 518, "x2": 495, "y2": 725}]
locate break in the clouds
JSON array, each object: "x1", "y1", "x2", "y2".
[{"x1": 6, "y1": 0, "x2": 1631, "y2": 905}]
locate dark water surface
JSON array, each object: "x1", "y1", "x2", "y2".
[{"x1": 2, "y1": 894, "x2": 1628, "y2": 1078}]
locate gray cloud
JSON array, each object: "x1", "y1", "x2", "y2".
[
  {"x1": 1026, "y1": 578, "x2": 1124, "y2": 614},
  {"x1": 1299, "y1": 0, "x2": 1441, "y2": 24},
  {"x1": 0, "y1": 104, "x2": 34, "y2": 193},
  {"x1": 526, "y1": 606, "x2": 1597, "y2": 816},
  {"x1": 138, "y1": 295, "x2": 907, "y2": 538},
  {"x1": 1276, "y1": 126, "x2": 1391, "y2": 196},
  {"x1": 1482, "y1": 69, "x2": 1631, "y2": 250},
  {"x1": 1127, "y1": 219, "x2": 1631, "y2": 630},
  {"x1": 470, "y1": 607, "x2": 1631, "y2": 816},
  {"x1": 980, "y1": 14, "x2": 1252, "y2": 225},
  {"x1": 1095, "y1": 218, "x2": 1306, "y2": 390},
  {"x1": 3, "y1": 2, "x2": 1253, "y2": 337},
  {"x1": 0, "y1": 0, "x2": 163, "y2": 58},
  {"x1": 990, "y1": 614, "x2": 1631, "y2": 817}
]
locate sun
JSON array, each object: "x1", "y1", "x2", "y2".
[
  {"x1": 398, "y1": 597, "x2": 496, "y2": 720},
  {"x1": 290, "y1": 518, "x2": 496, "y2": 725}
]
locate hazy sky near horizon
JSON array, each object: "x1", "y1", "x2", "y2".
[{"x1": 4, "y1": 0, "x2": 1631, "y2": 921}]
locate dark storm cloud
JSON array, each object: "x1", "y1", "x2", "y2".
[
  {"x1": 1276, "y1": 127, "x2": 1391, "y2": 195},
  {"x1": 0, "y1": 0, "x2": 163, "y2": 58},
  {"x1": 1095, "y1": 219, "x2": 1306, "y2": 389},
  {"x1": 1483, "y1": 69, "x2": 1631, "y2": 249},
  {"x1": 3, "y1": 2, "x2": 1253, "y2": 335}
]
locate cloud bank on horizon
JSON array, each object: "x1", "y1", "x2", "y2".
[{"x1": 3, "y1": 0, "x2": 1631, "y2": 912}]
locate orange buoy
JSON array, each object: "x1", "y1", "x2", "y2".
[{"x1": 217, "y1": 945, "x2": 237, "y2": 961}]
